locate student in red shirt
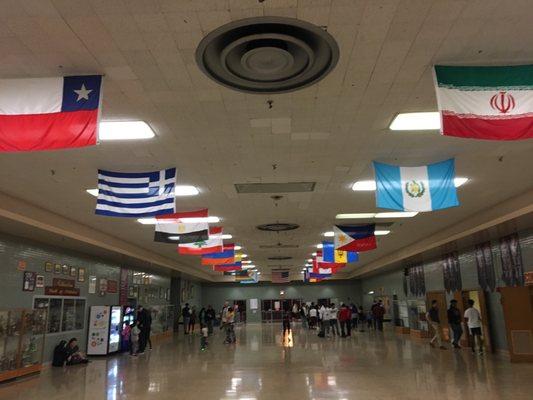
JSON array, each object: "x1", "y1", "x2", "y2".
[{"x1": 339, "y1": 303, "x2": 352, "y2": 338}]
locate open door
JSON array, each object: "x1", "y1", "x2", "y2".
[
  {"x1": 457, "y1": 289, "x2": 493, "y2": 352},
  {"x1": 426, "y1": 291, "x2": 449, "y2": 340},
  {"x1": 499, "y1": 286, "x2": 533, "y2": 362}
]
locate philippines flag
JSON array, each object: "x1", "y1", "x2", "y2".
[
  {"x1": 95, "y1": 168, "x2": 175, "y2": 217},
  {"x1": 154, "y1": 209, "x2": 209, "y2": 243},
  {"x1": 0, "y1": 75, "x2": 102, "y2": 152},
  {"x1": 334, "y1": 224, "x2": 377, "y2": 252},
  {"x1": 178, "y1": 227, "x2": 224, "y2": 255}
]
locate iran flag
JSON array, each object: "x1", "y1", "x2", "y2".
[
  {"x1": 0, "y1": 75, "x2": 102, "y2": 151},
  {"x1": 434, "y1": 65, "x2": 533, "y2": 140}
]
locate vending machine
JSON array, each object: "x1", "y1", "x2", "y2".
[{"x1": 87, "y1": 306, "x2": 123, "y2": 355}]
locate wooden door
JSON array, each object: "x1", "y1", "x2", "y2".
[
  {"x1": 426, "y1": 291, "x2": 449, "y2": 340},
  {"x1": 499, "y1": 286, "x2": 533, "y2": 362}
]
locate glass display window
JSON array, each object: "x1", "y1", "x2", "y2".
[{"x1": 33, "y1": 297, "x2": 86, "y2": 334}]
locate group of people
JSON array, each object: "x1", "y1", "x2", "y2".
[
  {"x1": 426, "y1": 298, "x2": 484, "y2": 354},
  {"x1": 121, "y1": 305, "x2": 152, "y2": 356},
  {"x1": 297, "y1": 300, "x2": 386, "y2": 337},
  {"x1": 181, "y1": 302, "x2": 234, "y2": 349}
]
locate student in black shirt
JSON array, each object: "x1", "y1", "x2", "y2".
[{"x1": 447, "y1": 299, "x2": 463, "y2": 349}]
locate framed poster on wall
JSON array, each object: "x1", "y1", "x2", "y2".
[
  {"x1": 45, "y1": 262, "x2": 53, "y2": 273},
  {"x1": 70, "y1": 266, "x2": 77, "y2": 277},
  {"x1": 22, "y1": 271, "x2": 36, "y2": 291},
  {"x1": 88, "y1": 276, "x2": 97, "y2": 294},
  {"x1": 54, "y1": 264, "x2": 62, "y2": 274},
  {"x1": 36, "y1": 275, "x2": 45, "y2": 288},
  {"x1": 62, "y1": 265, "x2": 69, "y2": 275},
  {"x1": 78, "y1": 267, "x2": 86, "y2": 282}
]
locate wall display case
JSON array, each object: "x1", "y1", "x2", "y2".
[
  {"x1": 33, "y1": 297, "x2": 86, "y2": 334},
  {"x1": 0, "y1": 309, "x2": 46, "y2": 382},
  {"x1": 150, "y1": 305, "x2": 175, "y2": 335}
]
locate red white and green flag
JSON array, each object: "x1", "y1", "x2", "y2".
[
  {"x1": 177, "y1": 227, "x2": 224, "y2": 255},
  {"x1": 434, "y1": 65, "x2": 533, "y2": 140}
]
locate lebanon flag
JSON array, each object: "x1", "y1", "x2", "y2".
[
  {"x1": 178, "y1": 227, "x2": 224, "y2": 255},
  {"x1": 434, "y1": 65, "x2": 533, "y2": 140},
  {"x1": 0, "y1": 75, "x2": 102, "y2": 151}
]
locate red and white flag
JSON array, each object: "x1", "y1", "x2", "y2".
[{"x1": 0, "y1": 75, "x2": 102, "y2": 151}]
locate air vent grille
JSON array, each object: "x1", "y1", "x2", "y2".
[
  {"x1": 257, "y1": 223, "x2": 300, "y2": 232},
  {"x1": 235, "y1": 182, "x2": 315, "y2": 193}
]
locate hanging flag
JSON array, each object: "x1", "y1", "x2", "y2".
[
  {"x1": 178, "y1": 227, "x2": 224, "y2": 255},
  {"x1": 373, "y1": 159, "x2": 458, "y2": 212},
  {"x1": 313, "y1": 251, "x2": 344, "y2": 274},
  {"x1": 154, "y1": 209, "x2": 208, "y2": 243},
  {"x1": 322, "y1": 241, "x2": 358, "y2": 263},
  {"x1": 201, "y1": 248, "x2": 235, "y2": 265},
  {"x1": 334, "y1": 224, "x2": 377, "y2": 252},
  {"x1": 434, "y1": 64, "x2": 533, "y2": 140},
  {"x1": 96, "y1": 168, "x2": 176, "y2": 217},
  {"x1": 213, "y1": 262, "x2": 242, "y2": 272},
  {"x1": 239, "y1": 270, "x2": 259, "y2": 284},
  {"x1": 0, "y1": 75, "x2": 103, "y2": 152},
  {"x1": 271, "y1": 270, "x2": 290, "y2": 283}
]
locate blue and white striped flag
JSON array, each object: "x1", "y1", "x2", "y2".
[
  {"x1": 373, "y1": 159, "x2": 458, "y2": 212},
  {"x1": 95, "y1": 168, "x2": 176, "y2": 217}
]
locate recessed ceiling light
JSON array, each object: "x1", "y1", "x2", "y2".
[
  {"x1": 336, "y1": 213, "x2": 376, "y2": 219},
  {"x1": 221, "y1": 234, "x2": 232, "y2": 239},
  {"x1": 368, "y1": 290, "x2": 375, "y2": 295},
  {"x1": 316, "y1": 244, "x2": 323, "y2": 249},
  {"x1": 99, "y1": 121, "x2": 155, "y2": 140},
  {"x1": 174, "y1": 185, "x2": 199, "y2": 196},
  {"x1": 375, "y1": 212, "x2": 418, "y2": 218},
  {"x1": 375, "y1": 230, "x2": 391, "y2": 236},
  {"x1": 234, "y1": 245, "x2": 242, "y2": 251},
  {"x1": 137, "y1": 216, "x2": 220, "y2": 224},
  {"x1": 351, "y1": 177, "x2": 468, "y2": 191},
  {"x1": 323, "y1": 231, "x2": 334, "y2": 237},
  {"x1": 351, "y1": 180, "x2": 376, "y2": 191},
  {"x1": 86, "y1": 188, "x2": 99, "y2": 197},
  {"x1": 389, "y1": 112, "x2": 440, "y2": 131}
]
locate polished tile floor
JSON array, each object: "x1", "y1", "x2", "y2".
[{"x1": 1, "y1": 323, "x2": 532, "y2": 400}]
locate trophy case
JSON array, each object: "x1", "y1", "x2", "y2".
[{"x1": 0, "y1": 309, "x2": 47, "y2": 382}]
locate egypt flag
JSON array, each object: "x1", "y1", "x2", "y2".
[
  {"x1": 334, "y1": 224, "x2": 377, "y2": 252},
  {"x1": 0, "y1": 75, "x2": 102, "y2": 151},
  {"x1": 434, "y1": 65, "x2": 533, "y2": 140},
  {"x1": 178, "y1": 227, "x2": 224, "y2": 255},
  {"x1": 154, "y1": 209, "x2": 208, "y2": 244}
]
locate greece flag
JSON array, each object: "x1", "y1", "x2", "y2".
[
  {"x1": 373, "y1": 159, "x2": 459, "y2": 212},
  {"x1": 95, "y1": 168, "x2": 176, "y2": 217}
]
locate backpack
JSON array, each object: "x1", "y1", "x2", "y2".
[{"x1": 52, "y1": 340, "x2": 67, "y2": 367}]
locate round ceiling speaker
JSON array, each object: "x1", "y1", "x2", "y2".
[
  {"x1": 256, "y1": 223, "x2": 300, "y2": 232},
  {"x1": 196, "y1": 17, "x2": 339, "y2": 93}
]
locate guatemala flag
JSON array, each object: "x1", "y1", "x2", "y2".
[
  {"x1": 95, "y1": 168, "x2": 176, "y2": 217},
  {"x1": 373, "y1": 159, "x2": 459, "y2": 212}
]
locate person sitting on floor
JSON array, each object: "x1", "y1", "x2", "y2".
[{"x1": 65, "y1": 338, "x2": 89, "y2": 365}]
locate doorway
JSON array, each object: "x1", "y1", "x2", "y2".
[
  {"x1": 233, "y1": 300, "x2": 247, "y2": 323},
  {"x1": 499, "y1": 286, "x2": 533, "y2": 362},
  {"x1": 454, "y1": 289, "x2": 493, "y2": 352}
]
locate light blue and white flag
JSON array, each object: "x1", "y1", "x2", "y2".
[
  {"x1": 373, "y1": 159, "x2": 458, "y2": 212},
  {"x1": 95, "y1": 168, "x2": 176, "y2": 217}
]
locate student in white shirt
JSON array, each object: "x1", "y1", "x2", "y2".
[
  {"x1": 329, "y1": 303, "x2": 340, "y2": 336},
  {"x1": 464, "y1": 299, "x2": 484, "y2": 355}
]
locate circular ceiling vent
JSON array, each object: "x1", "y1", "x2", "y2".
[
  {"x1": 196, "y1": 17, "x2": 339, "y2": 93},
  {"x1": 268, "y1": 256, "x2": 292, "y2": 261},
  {"x1": 257, "y1": 223, "x2": 300, "y2": 232}
]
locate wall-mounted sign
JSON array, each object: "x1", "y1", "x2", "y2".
[
  {"x1": 78, "y1": 267, "x2": 86, "y2": 282},
  {"x1": 88, "y1": 276, "x2": 97, "y2": 294},
  {"x1": 52, "y1": 278, "x2": 76, "y2": 288},
  {"x1": 45, "y1": 286, "x2": 80, "y2": 296},
  {"x1": 45, "y1": 262, "x2": 53, "y2": 273},
  {"x1": 524, "y1": 271, "x2": 533, "y2": 286},
  {"x1": 70, "y1": 266, "x2": 77, "y2": 277},
  {"x1": 36, "y1": 275, "x2": 45, "y2": 288},
  {"x1": 18, "y1": 260, "x2": 27, "y2": 271},
  {"x1": 22, "y1": 271, "x2": 36, "y2": 291},
  {"x1": 54, "y1": 264, "x2": 62, "y2": 274},
  {"x1": 107, "y1": 280, "x2": 118, "y2": 293}
]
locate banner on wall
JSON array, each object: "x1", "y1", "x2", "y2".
[
  {"x1": 442, "y1": 252, "x2": 462, "y2": 293},
  {"x1": 475, "y1": 242, "x2": 496, "y2": 292},
  {"x1": 499, "y1": 233, "x2": 524, "y2": 287},
  {"x1": 119, "y1": 268, "x2": 129, "y2": 305},
  {"x1": 408, "y1": 265, "x2": 425, "y2": 297}
]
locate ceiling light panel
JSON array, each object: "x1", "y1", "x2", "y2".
[
  {"x1": 99, "y1": 121, "x2": 155, "y2": 140},
  {"x1": 389, "y1": 112, "x2": 440, "y2": 131}
]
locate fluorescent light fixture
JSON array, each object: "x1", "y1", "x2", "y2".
[
  {"x1": 234, "y1": 245, "x2": 242, "y2": 251},
  {"x1": 389, "y1": 112, "x2": 440, "y2": 131},
  {"x1": 351, "y1": 180, "x2": 376, "y2": 191},
  {"x1": 375, "y1": 230, "x2": 391, "y2": 236},
  {"x1": 240, "y1": 254, "x2": 248, "y2": 258},
  {"x1": 323, "y1": 231, "x2": 334, "y2": 237},
  {"x1": 305, "y1": 263, "x2": 312, "y2": 267},
  {"x1": 316, "y1": 243, "x2": 323, "y2": 249},
  {"x1": 241, "y1": 260, "x2": 252, "y2": 264},
  {"x1": 352, "y1": 178, "x2": 468, "y2": 191},
  {"x1": 307, "y1": 259, "x2": 313, "y2": 262},
  {"x1": 257, "y1": 272, "x2": 261, "y2": 275},
  {"x1": 454, "y1": 177, "x2": 468, "y2": 187},
  {"x1": 174, "y1": 185, "x2": 199, "y2": 196},
  {"x1": 375, "y1": 212, "x2": 418, "y2": 218},
  {"x1": 86, "y1": 188, "x2": 99, "y2": 197},
  {"x1": 221, "y1": 234, "x2": 232, "y2": 240},
  {"x1": 137, "y1": 216, "x2": 220, "y2": 224},
  {"x1": 312, "y1": 252, "x2": 317, "y2": 257},
  {"x1": 368, "y1": 290, "x2": 375, "y2": 295},
  {"x1": 99, "y1": 120, "x2": 155, "y2": 140},
  {"x1": 167, "y1": 236, "x2": 180, "y2": 240},
  {"x1": 301, "y1": 271, "x2": 305, "y2": 274},
  {"x1": 242, "y1": 264, "x2": 255, "y2": 270},
  {"x1": 336, "y1": 213, "x2": 376, "y2": 219}
]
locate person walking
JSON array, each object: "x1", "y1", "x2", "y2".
[
  {"x1": 182, "y1": 303, "x2": 191, "y2": 335},
  {"x1": 464, "y1": 299, "x2": 484, "y2": 355},
  {"x1": 329, "y1": 303, "x2": 340, "y2": 336},
  {"x1": 339, "y1": 304, "x2": 351, "y2": 338},
  {"x1": 300, "y1": 304, "x2": 308, "y2": 329},
  {"x1": 205, "y1": 305, "x2": 216, "y2": 335},
  {"x1": 350, "y1": 303, "x2": 358, "y2": 331},
  {"x1": 447, "y1": 300, "x2": 463, "y2": 349},
  {"x1": 145, "y1": 307, "x2": 152, "y2": 350},
  {"x1": 372, "y1": 300, "x2": 385, "y2": 331},
  {"x1": 189, "y1": 306, "x2": 197, "y2": 333},
  {"x1": 136, "y1": 305, "x2": 149, "y2": 353},
  {"x1": 427, "y1": 300, "x2": 446, "y2": 350},
  {"x1": 309, "y1": 304, "x2": 318, "y2": 330},
  {"x1": 318, "y1": 304, "x2": 327, "y2": 337},
  {"x1": 358, "y1": 306, "x2": 366, "y2": 332},
  {"x1": 224, "y1": 307, "x2": 236, "y2": 344}
]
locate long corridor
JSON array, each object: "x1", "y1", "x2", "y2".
[{"x1": 0, "y1": 324, "x2": 531, "y2": 400}]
